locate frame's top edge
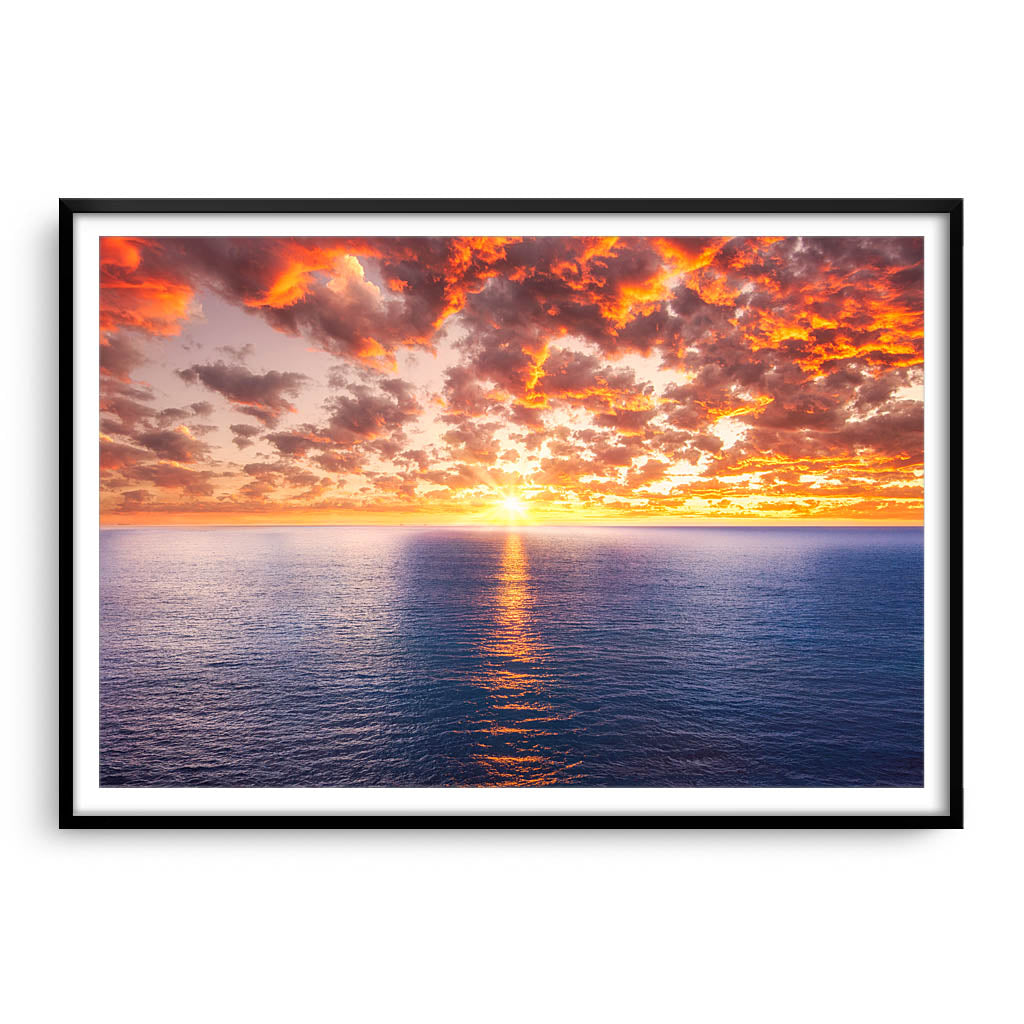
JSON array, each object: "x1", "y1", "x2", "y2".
[{"x1": 59, "y1": 197, "x2": 964, "y2": 215}]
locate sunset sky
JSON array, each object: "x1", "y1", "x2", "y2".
[{"x1": 99, "y1": 235, "x2": 924, "y2": 525}]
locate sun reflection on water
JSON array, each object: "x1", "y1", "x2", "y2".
[
  {"x1": 481, "y1": 531, "x2": 536, "y2": 661},
  {"x1": 469, "y1": 531, "x2": 581, "y2": 786}
]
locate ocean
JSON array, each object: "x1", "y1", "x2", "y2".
[{"x1": 99, "y1": 526, "x2": 923, "y2": 788}]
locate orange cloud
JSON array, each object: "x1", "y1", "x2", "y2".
[{"x1": 100, "y1": 237, "x2": 195, "y2": 338}]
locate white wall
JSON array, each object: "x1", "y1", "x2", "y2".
[{"x1": 4, "y1": 2, "x2": 1016, "y2": 1021}]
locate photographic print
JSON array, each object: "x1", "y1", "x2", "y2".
[{"x1": 64, "y1": 200, "x2": 962, "y2": 825}]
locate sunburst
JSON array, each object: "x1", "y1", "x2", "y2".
[{"x1": 497, "y1": 494, "x2": 529, "y2": 523}]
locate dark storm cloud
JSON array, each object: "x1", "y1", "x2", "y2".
[
  {"x1": 100, "y1": 333, "x2": 148, "y2": 381},
  {"x1": 229, "y1": 423, "x2": 263, "y2": 450},
  {"x1": 176, "y1": 361, "x2": 308, "y2": 426},
  {"x1": 134, "y1": 428, "x2": 210, "y2": 464},
  {"x1": 322, "y1": 378, "x2": 422, "y2": 445}
]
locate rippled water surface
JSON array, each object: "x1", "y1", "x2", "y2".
[{"x1": 100, "y1": 526, "x2": 923, "y2": 787}]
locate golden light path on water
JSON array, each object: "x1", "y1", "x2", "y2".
[{"x1": 471, "y1": 530, "x2": 582, "y2": 786}]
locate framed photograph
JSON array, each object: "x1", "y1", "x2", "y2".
[{"x1": 62, "y1": 198, "x2": 963, "y2": 827}]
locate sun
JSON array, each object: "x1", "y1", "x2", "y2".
[{"x1": 498, "y1": 494, "x2": 529, "y2": 522}]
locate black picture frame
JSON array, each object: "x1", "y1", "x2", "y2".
[{"x1": 60, "y1": 197, "x2": 963, "y2": 829}]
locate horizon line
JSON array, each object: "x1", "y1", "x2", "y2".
[{"x1": 99, "y1": 520, "x2": 924, "y2": 530}]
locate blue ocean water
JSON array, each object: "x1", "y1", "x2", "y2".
[{"x1": 99, "y1": 526, "x2": 923, "y2": 787}]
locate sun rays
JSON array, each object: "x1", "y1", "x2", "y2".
[{"x1": 481, "y1": 493, "x2": 532, "y2": 525}]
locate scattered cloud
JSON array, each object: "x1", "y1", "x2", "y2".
[{"x1": 176, "y1": 361, "x2": 308, "y2": 426}]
